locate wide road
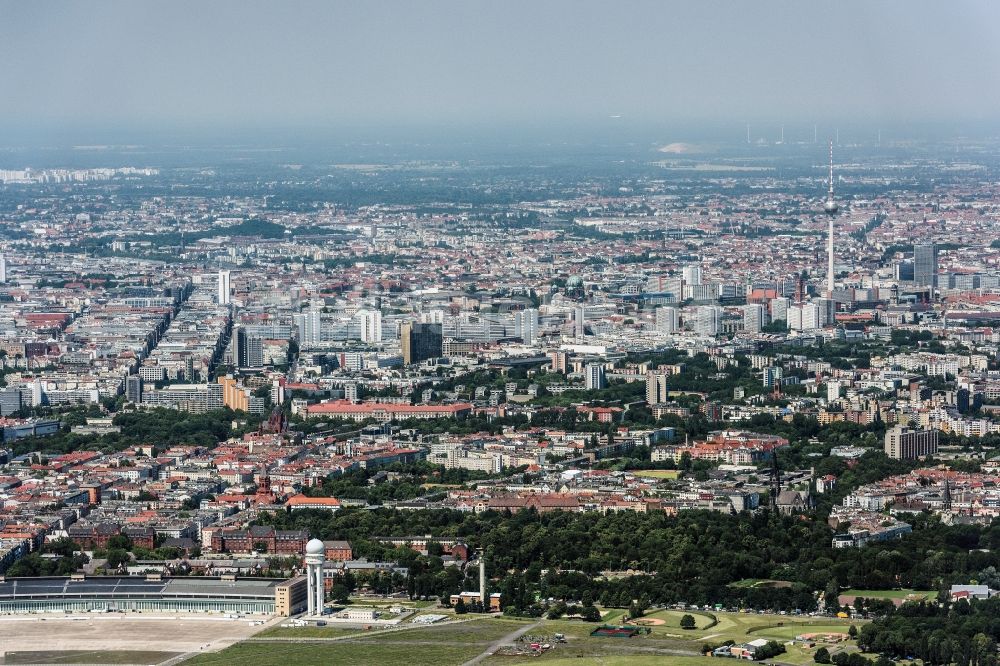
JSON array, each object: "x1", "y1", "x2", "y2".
[{"x1": 461, "y1": 619, "x2": 541, "y2": 666}]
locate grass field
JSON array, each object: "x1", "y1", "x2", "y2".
[
  {"x1": 642, "y1": 609, "x2": 716, "y2": 630},
  {"x1": 658, "y1": 611, "x2": 858, "y2": 641},
  {"x1": 729, "y1": 578, "x2": 793, "y2": 589},
  {"x1": 183, "y1": 640, "x2": 486, "y2": 666},
  {"x1": 601, "y1": 608, "x2": 629, "y2": 623},
  {"x1": 185, "y1": 611, "x2": 863, "y2": 666},
  {"x1": 627, "y1": 469, "x2": 681, "y2": 479},
  {"x1": 479, "y1": 617, "x2": 699, "y2": 665},
  {"x1": 3, "y1": 650, "x2": 179, "y2": 664},
  {"x1": 376, "y1": 617, "x2": 531, "y2": 644},
  {"x1": 346, "y1": 596, "x2": 439, "y2": 608},
  {"x1": 518, "y1": 658, "x2": 711, "y2": 666},
  {"x1": 254, "y1": 625, "x2": 367, "y2": 639},
  {"x1": 186, "y1": 617, "x2": 535, "y2": 666},
  {"x1": 842, "y1": 589, "x2": 934, "y2": 600},
  {"x1": 746, "y1": 623, "x2": 853, "y2": 640}
]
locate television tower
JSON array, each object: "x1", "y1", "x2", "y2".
[{"x1": 823, "y1": 140, "x2": 839, "y2": 296}]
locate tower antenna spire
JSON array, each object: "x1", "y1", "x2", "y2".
[
  {"x1": 824, "y1": 141, "x2": 839, "y2": 297},
  {"x1": 828, "y1": 139, "x2": 835, "y2": 200}
]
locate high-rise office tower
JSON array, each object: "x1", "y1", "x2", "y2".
[
  {"x1": 801, "y1": 303, "x2": 820, "y2": 330},
  {"x1": 293, "y1": 310, "x2": 322, "y2": 347},
  {"x1": 645, "y1": 371, "x2": 669, "y2": 405},
  {"x1": 655, "y1": 306, "x2": 679, "y2": 334},
  {"x1": 419, "y1": 309, "x2": 445, "y2": 325},
  {"x1": 694, "y1": 305, "x2": 721, "y2": 337},
  {"x1": 884, "y1": 425, "x2": 938, "y2": 460},
  {"x1": 218, "y1": 270, "x2": 231, "y2": 305},
  {"x1": 125, "y1": 375, "x2": 143, "y2": 403},
  {"x1": 742, "y1": 303, "x2": 765, "y2": 333},
  {"x1": 400, "y1": 322, "x2": 442, "y2": 365},
  {"x1": 358, "y1": 310, "x2": 383, "y2": 343},
  {"x1": 515, "y1": 308, "x2": 539, "y2": 344},
  {"x1": 827, "y1": 380, "x2": 840, "y2": 402},
  {"x1": 914, "y1": 243, "x2": 938, "y2": 288},
  {"x1": 232, "y1": 326, "x2": 264, "y2": 368},
  {"x1": 574, "y1": 306, "x2": 586, "y2": 338},
  {"x1": 0, "y1": 253, "x2": 7, "y2": 283},
  {"x1": 584, "y1": 363, "x2": 606, "y2": 390},
  {"x1": 771, "y1": 297, "x2": 790, "y2": 323},
  {"x1": 788, "y1": 302, "x2": 820, "y2": 331},
  {"x1": 683, "y1": 264, "x2": 702, "y2": 287}
]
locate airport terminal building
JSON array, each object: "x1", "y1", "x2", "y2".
[{"x1": 0, "y1": 575, "x2": 307, "y2": 615}]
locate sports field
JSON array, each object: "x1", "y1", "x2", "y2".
[{"x1": 627, "y1": 469, "x2": 681, "y2": 479}]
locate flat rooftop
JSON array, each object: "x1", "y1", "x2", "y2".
[{"x1": 0, "y1": 576, "x2": 285, "y2": 599}]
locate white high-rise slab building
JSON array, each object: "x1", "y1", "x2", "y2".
[
  {"x1": 682, "y1": 265, "x2": 702, "y2": 287},
  {"x1": 827, "y1": 380, "x2": 841, "y2": 402},
  {"x1": 585, "y1": 363, "x2": 606, "y2": 390},
  {"x1": 771, "y1": 297, "x2": 790, "y2": 323},
  {"x1": 420, "y1": 309, "x2": 445, "y2": 324},
  {"x1": 694, "y1": 305, "x2": 721, "y2": 337},
  {"x1": 218, "y1": 270, "x2": 231, "y2": 305},
  {"x1": 357, "y1": 310, "x2": 383, "y2": 343},
  {"x1": 293, "y1": 310, "x2": 322, "y2": 347},
  {"x1": 656, "y1": 306, "x2": 679, "y2": 334},
  {"x1": 515, "y1": 308, "x2": 539, "y2": 344},
  {"x1": 742, "y1": 303, "x2": 765, "y2": 333},
  {"x1": 788, "y1": 303, "x2": 820, "y2": 331}
]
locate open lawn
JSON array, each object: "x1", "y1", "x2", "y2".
[
  {"x1": 747, "y1": 623, "x2": 854, "y2": 640},
  {"x1": 641, "y1": 610, "x2": 860, "y2": 645},
  {"x1": 347, "y1": 596, "x2": 439, "y2": 608},
  {"x1": 842, "y1": 589, "x2": 934, "y2": 600},
  {"x1": 184, "y1": 612, "x2": 864, "y2": 666},
  {"x1": 627, "y1": 469, "x2": 680, "y2": 479},
  {"x1": 640, "y1": 609, "x2": 716, "y2": 630},
  {"x1": 254, "y1": 625, "x2": 367, "y2": 639},
  {"x1": 186, "y1": 617, "x2": 533, "y2": 666},
  {"x1": 3, "y1": 651, "x2": 179, "y2": 664},
  {"x1": 729, "y1": 578, "x2": 793, "y2": 589},
  {"x1": 517, "y1": 658, "x2": 711, "y2": 666},
  {"x1": 479, "y1": 618, "x2": 700, "y2": 665},
  {"x1": 600, "y1": 607, "x2": 629, "y2": 623},
  {"x1": 183, "y1": 640, "x2": 485, "y2": 666},
  {"x1": 378, "y1": 617, "x2": 531, "y2": 644}
]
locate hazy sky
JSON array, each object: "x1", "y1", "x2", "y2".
[{"x1": 2, "y1": 1, "x2": 1000, "y2": 132}]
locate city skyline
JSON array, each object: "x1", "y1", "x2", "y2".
[{"x1": 2, "y1": 4, "x2": 1000, "y2": 664}]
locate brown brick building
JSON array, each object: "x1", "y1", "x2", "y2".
[{"x1": 208, "y1": 525, "x2": 308, "y2": 555}]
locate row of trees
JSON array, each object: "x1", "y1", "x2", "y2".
[
  {"x1": 858, "y1": 598, "x2": 1000, "y2": 665},
  {"x1": 258, "y1": 506, "x2": 1000, "y2": 609},
  {"x1": 8, "y1": 407, "x2": 255, "y2": 457}
]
